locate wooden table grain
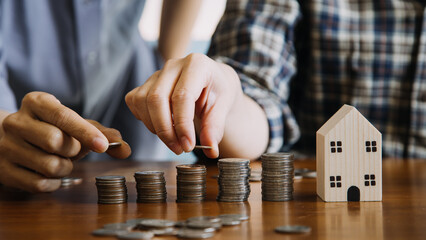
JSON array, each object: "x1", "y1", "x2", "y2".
[{"x1": 0, "y1": 158, "x2": 425, "y2": 240}]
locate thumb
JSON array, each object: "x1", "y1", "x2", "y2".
[{"x1": 197, "y1": 101, "x2": 229, "y2": 159}]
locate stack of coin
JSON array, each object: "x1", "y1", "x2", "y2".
[
  {"x1": 134, "y1": 171, "x2": 167, "y2": 203},
  {"x1": 217, "y1": 158, "x2": 251, "y2": 202},
  {"x1": 176, "y1": 164, "x2": 207, "y2": 203},
  {"x1": 95, "y1": 175, "x2": 127, "y2": 204},
  {"x1": 261, "y1": 153, "x2": 294, "y2": 201}
]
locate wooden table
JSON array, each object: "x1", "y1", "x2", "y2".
[{"x1": 0, "y1": 158, "x2": 425, "y2": 240}]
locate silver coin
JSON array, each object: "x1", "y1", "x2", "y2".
[
  {"x1": 218, "y1": 214, "x2": 249, "y2": 221},
  {"x1": 274, "y1": 225, "x2": 311, "y2": 234},
  {"x1": 220, "y1": 219, "x2": 241, "y2": 226},
  {"x1": 151, "y1": 227, "x2": 178, "y2": 236},
  {"x1": 108, "y1": 142, "x2": 122, "y2": 149},
  {"x1": 186, "y1": 220, "x2": 221, "y2": 229},
  {"x1": 137, "y1": 219, "x2": 176, "y2": 228},
  {"x1": 91, "y1": 228, "x2": 128, "y2": 236},
  {"x1": 103, "y1": 223, "x2": 135, "y2": 231},
  {"x1": 186, "y1": 216, "x2": 221, "y2": 223},
  {"x1": 177, "y1": 228, "x2": 215, "y2": 239},
  {"x1": 126, "y1": 219, "x2": 150, "y2": 225},
  {"x1": 116, "y1": 231, "x2": 154, "y2": 240},
  {"x1": 301, "y1": 171, "x2": 317, "y2": 178},
  {"x1": 174, "y1": 221, "x2": 187, "y2": 228}
]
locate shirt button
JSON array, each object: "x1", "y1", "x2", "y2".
[{"x1": 87, "y1": 51, "x2": 98, "y2": 65}]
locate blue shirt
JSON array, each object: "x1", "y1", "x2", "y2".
[{"x1": 0, "y1": 0, "x2": 170, "y2": 160}]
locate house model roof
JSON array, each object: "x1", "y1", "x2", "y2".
[{"x1": 317, "y1": 104, "x2": 379, "y2": 136}]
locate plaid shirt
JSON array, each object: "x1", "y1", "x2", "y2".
[{"x1": 208, "y1": 0, "x2": 426, "y2": 158}]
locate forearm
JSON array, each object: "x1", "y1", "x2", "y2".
[
  {"x1": 159, "y1": 0, "x2": 201, "y2": 60},
  {"x1": 219, "y1": 94, "x2": 269, "y2": 160}
]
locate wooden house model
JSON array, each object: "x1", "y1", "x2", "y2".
[{"x1": 316, "y1": 105, "x2": 382, "y2": 202}]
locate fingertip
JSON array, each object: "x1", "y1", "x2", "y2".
[
  {"x1": 92, "y1": 136, "x2": 109, "y2": 153},
  {"x1": 180, "y1": 136, "x2": 193, "y2": 152}
]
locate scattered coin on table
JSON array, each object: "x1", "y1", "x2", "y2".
[
  {"x1": 92, "y1": 213, "x2": 250, "y2": 239},
  {"x1": 116, "y1": 231, "x2": 154, "y2": 240},
  {"x1": 274, "y1": 225, "x2": 312, "y2": 234}
]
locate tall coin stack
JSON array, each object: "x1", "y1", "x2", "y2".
[
  {"x1": 217, "y1": 158, "x2": 251, "y2": 202},
  {"x1": 95, "y1": 175, "x2": 127, "y2": 204},
  {"x1": 261, "y1": 153, "x2": 294, "y2": 201},
  {"x1": 176, "y1": 164, "x2": 207, "y2": 203},
  {"x1": 134, "y1": 171, "x2": 167, "y2": 203}
]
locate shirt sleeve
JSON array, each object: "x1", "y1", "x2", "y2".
[
  {"x1": 0, "y1": 0, "x2": 18, "y2": 113},
  {"x1": 207, "y1": 0, "x2": 302, "y2": 153}
]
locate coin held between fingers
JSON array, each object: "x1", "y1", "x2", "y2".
[
  {"x1": 108, "y1": 142, "x2": 122, "y2": 149},
  {"x1": 193, "y1": 145, "x2": 213, "y2": 150}
]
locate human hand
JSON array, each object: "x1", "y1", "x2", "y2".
[
  {"x1": 126, "y1": 53, "x2": 243, "y2": 159},
  {"x1": 0, "y1": 92, "x2": 131, "y2": 192}
]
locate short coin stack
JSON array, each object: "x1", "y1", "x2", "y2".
[
  {"x1": 217, "y1": 158, "x2": 251, "y2": 202},
  {"x1": 261, "y1": 153, "x2": 294, "y2": 201},
  {"x1": 134, "y1": 171, "x2": 167, "y2": 203},
  {"x1": 95, "y1": 175, "x2": 128, "y2": 204},
  {"x1": 176, "y1": 164, "x2": 206, "y2": 203}
]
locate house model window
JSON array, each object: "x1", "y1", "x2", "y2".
[
  {"x1": 364, "y1": 174, "x2": 376, "y2": 186},
  {"x1": 330, "y1": 176, "x2": 342, "y2": 188},
  {"x1": 366, "y1": 141, "x2": 377, "y2": 152},
  {"x1": 330, "y1": 141, "x2": 342, "y2": 153}
]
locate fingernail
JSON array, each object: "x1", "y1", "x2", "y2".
[
  {"x1": 93, "y1": 137, "x2": 108, "y2": 153},
  {"x1": 180, "y1": 136, "x2": 192, "y2": 152}
]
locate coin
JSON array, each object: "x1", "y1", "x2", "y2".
[
  {"x1": 261, "y1": 153, "x2": 294, "y2": 201},
  {"x1": 274, "y1": 225, "x2": 311, "y2": 234},
  {"x1": 116, "y1": 231, "x2": 154, "y2": 240},
  {"x1": 218, "y1": 214, "x2": 249, "y2": 221},
  {"x1": 137, "y1": 219, "x2": 176, "y2": 228},
  {"x1": 217, "y1": 158, "x2": 251, "y2": 202},
  {"x1": 193, "y1": 145, "x2": 213, "y2": 150},
  {"x1": 103, "y1": 223, "x2": 135, "y2": 231},
  {"x1": 95, "y1": 175, "x2": 127, "y2": 204},
  {"x1": 92, "y1": 228, "x2": 128, "y2": 237},
  {"x1": 61, "y1": 177, "x2": 83, "y2": 187},
  {"x1": 177, "y1": 228, "x2": 215, "y2": 239},
  {"x1": 108, "y1": 142, "x2": 122, "y2": 149},
  {"x1": 134, "y1": 171, "x2": 167, "y2": 203},
  {"x1": 176, "y1": 164, "x2": 206, "y2": 203}
]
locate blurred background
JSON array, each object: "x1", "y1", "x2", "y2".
[{"x1": 139, "y1": 0, "x2": 227, "y2": 161}]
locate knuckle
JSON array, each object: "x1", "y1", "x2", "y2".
[
  {"x1": 44, "y1": 130, "x2": 63, "y2": 153},
  {"x1": 51, "y1": 108, "x2": 72, "y2": 128},
  {"x1": 172, "y1": 89, "x2": 194, "y2": 103},
  {"x1": 22, "y1": 92, "x2": 40, "y2": 105},
  {"x1": 155, "y1": 127, "x2": 173, "y2": 140},
  {"x1": 163, "y1": 59, "x2": 178, "y2": 68},
  {"x1": 43, "y1": 157, "x2": 64, "y2": 177},
  {"x1": 186, "y1": 53, "x2": 206, "y2": 64},
  {"x1": 146, "y1": 92, "x2": 166, "y2": 106},
  {"x1": 2, "y1": 114, "x2": 20, "y2": 132},
  {"x1": 173, "y1": 116, "x2": 193, "y2": 128}
]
